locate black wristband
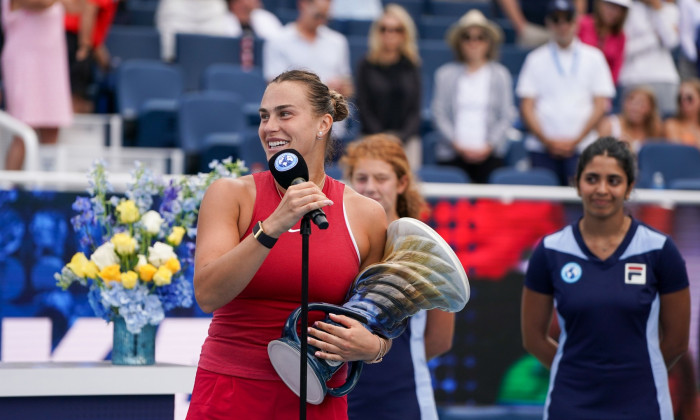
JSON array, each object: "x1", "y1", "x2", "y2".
[{"x1": 252, "y1": 221, "x2": 277, "y2": 249}]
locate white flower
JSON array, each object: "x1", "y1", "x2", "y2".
[
  {"x1": 141, "y1": 210, "x2": 164, "y2": 235},
  {"x1": 148, "y1": 242, "x2": 177, "y2": 267},
  {"x1": 135, "y1": 254, "x2": 148, "y2": 269},
  {"x1": 91, "y1": 242, "x2": 120, "y2": 270}
]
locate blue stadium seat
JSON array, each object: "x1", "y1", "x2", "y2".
[
  {"x1": 419, "y1": 15, "x2": 458, "y2": 40},
  {"x1": 416, "y1": 164, "x2": 470, "y2": 183},
  {"x1": 175, "y1": 34, "x2": 264, "y2": 91},
  {"x1": 499, "y1": 45, "x2": 531, "y2": 77},
  {"x1": 345, "y1": 19, "x2": 374, "y2": 37},
  {"x1": 124, "y1": 0, "x2": 157, "y2": 26},
  {"x1": 668, "y1": 178, "x2": 700, "y2": 190},
  {"x1": 325, "y1": 163, "x2": 344, "y2": 181},
  {"x1": 493, "y1": 18, "x2": 517, "y2": 45},
  {"x1": 419, "y1": 40, "x2": 454, "y2": 124},
  {"x1": 348, "y1": 36, "x2": 369, "y2": 74},
  {"x1": 428, "y1": 0, "x2": 493, "y2": 18},
  {"x1": 488, "y1": 167, "x2": 559, "y2": 186},
  {"x1": 177, "y1": 92, "x2": 249, "y2": 172},
  {"x1": 116, "y1": 59, "x2": 184, "y2": 147},
  {"x1": 202, "y1": 64, "x2": 267, "y2": 126},
  {"x1": 105, "y1": 26, "x2": 161, "y2": 66},
  {"x1": 637, "y1": 142, "x2": 700, "y2": 188}
]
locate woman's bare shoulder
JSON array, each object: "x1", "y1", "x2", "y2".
[{"x1": 202, "y1": 175, "x2": 256, "y2": 206}]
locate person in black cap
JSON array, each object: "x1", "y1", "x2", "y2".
[{"x1": 515, "y1": 0, "x2": 616, "y2": 186}]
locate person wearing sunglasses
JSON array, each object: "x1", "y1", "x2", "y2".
[
  {"x1": 430, "y1": 9, "x2": 516, "y2": 183},
  {"x1": 355, "y1": 4, "x2": 422, "y2": 168},
  {"x1": 663, "y1": 78, "x2": 700, "y2": 148},
  {"x1": 618, "y1": 0, "x2": 680, "y2": 117},
  {"x1": 516, "y1": 0, "x2": 615, "y2": 186}
]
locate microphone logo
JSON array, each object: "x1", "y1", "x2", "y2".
[{"x1": 274, "y1": 152, "x2": 299, "y2": 172}]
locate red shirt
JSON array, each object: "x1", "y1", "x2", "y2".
[
  {"x1": 64, "y1": 0, "x2": 117, "y2": 47},
  {"x1": 578, "y1": 14, "x2": 626, "y2": 84},
  {"x1": 198, "y1": 172, "x2": 360, "y2": 382}
]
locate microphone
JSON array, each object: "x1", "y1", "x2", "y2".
[{"x1": 268, "y1": 149, "x2": 329, "y2": 229}]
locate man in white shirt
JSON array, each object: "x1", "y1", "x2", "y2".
[
  {"x1": 516, "y1": 0, "x2": 615, "y2": 186},
  {"x1": 263, "y1": 0, "x2": 353, "y2": 99}
]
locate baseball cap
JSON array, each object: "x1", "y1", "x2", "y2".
[
  {"x1": 602, "y1": 0, "x2": 632, "y2": 7},
  {"x1": 546, "y1": 0, "x2": 576, "y2": 16}
]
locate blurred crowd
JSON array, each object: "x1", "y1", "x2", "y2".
[{"x1": 2, "y1": 0, "x2": 700, "y2": 180}]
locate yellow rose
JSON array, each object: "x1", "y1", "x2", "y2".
[
  {"x1": 138, "y1": 263, "x2": 157, "y2": 282},
  {"x1": 66, "y1": 253, "x2": 98, "y2": 278},
  {"x1": 164, "y1": 257, "x2": 181, "y2": 274},
  {"x1": 116, "y1": 200, "x2": 140, "y2": 224},
  {"x1": 111, "y1": 232, "x2": 137, "y2": 255},
  {"x1": 167, "y1": 226, "x2": 186, "y2": 246},
  {"x1": 121, "y1": 271, "x2": 138, "y2": 289},
  {"x1": 153, "y1": 266, "x2": 173, "y2": 286},
  {"x1": 99, "y1": 264, "x2": 122, "y2": 284}
]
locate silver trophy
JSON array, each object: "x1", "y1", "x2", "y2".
[{"x1": 268, "y1": 217, "x2": 470, "y2": 404}]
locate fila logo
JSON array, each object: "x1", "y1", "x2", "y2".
[{"x1": 625, "y1": 263, "x2": 647, "y2": 285}]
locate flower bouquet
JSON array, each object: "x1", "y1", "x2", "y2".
[{"x1": 55, "y1": 158, "x2": 245, "y2": 363}]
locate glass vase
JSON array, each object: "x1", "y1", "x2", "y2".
[{"x1": 112, "y1": 316, "x2": 156, "y2": 365}]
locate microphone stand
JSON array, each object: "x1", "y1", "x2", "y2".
[{"x1": 299, "y1": 214, "x2": 312, "y2": 420}]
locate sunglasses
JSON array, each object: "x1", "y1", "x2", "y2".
[
  {"x1": 461, "y1": 33, "x2": 487, "y2": 42},
  {"x1": 549, "y1": 13, "x2": 574, "y2": 24},
  {"x1": 680, "y1": 94, "x2": 696, "y2": 104},
  {"x1": 379, "y1": 25, "x2": 405, "y2": 34}
]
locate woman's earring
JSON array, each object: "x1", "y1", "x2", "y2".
[{"x1": 316, "y1": 131, "x2": 324, "y2": 140}]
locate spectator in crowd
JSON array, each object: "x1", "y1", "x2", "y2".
[
  {"x1": 516, "y1": 0, "x2": 615, "y2": 186},
  {"x1": 341, "y1": 133, "x2": 453, "y2": 420},
  {"x1": 522, "y1": 136, "x2": 690, "y2": 419},
  {"x1": 577, "y1": 0, "x2": 630, "y2": 85},
  {"x1": 263, "y1": 0, "x2": 353, "y2": 99},
  {"x1": 495, "y1": 0, "x2": 586, "y2": 47},
  {"x1": 156, "y1": 0, "x2": 232, "y2": 61},
  {"x1": 597, "y1": 86, "x2": 663, "y2": 152},
  {"x1": 222, "y1": 0, "x2": 282, "y2": 40},
  {"x1": 64, "y1": 0, "x2": 119, "y2": 114},
  {"x1": 618, "y1": 0, "x2": 680, "y2": 117},
  {"x1": 263, "y1": 0, "x2": 353, "y2": 139},
  {"x1": 355, "y1": 4, "x2": 422, "y2": 168},
  {"x1": 3, "y1": 0, "x2": 73, "y2": 170},
  {"x1": 676, "y1": 0, "x2": 700, "y2": 80},
  {"x1": 663, "y1": 78, "x2": 700, "y2": 148},
  {"x1": 430, "y1": 9, "x2": 515, "y2": 184}
]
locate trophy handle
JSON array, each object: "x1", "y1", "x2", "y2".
[
  {"x1": 283, "y1": 302, "x2": 369, "y2": 343},
  {"x1": 327, "y1": 358, "x2": 364, "y2": 398}
]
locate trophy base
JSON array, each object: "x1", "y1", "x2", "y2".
[{"x1": 267, "y1": 339, "x2": 326, "y2": 405}]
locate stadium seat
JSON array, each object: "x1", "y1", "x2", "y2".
[
  {"x1": 668, "y1": 178, "x2": 700, "y2": 190},
  {"x1": 416, "y1": 164, "x2": 470, "y2": 183},
  {"x1": 348, "y1": 36, "x2": 370, "y2": 74},
  {"x1": 499, "y1": 45, "x2": 531, "y2": 77},
  {"x1": 637, "y1": 142, "x2": 700, "y2": 189},
  {"x1": 105, "y1": 26, "x2": 161, "y2": 66},
  {"x1": 488, "y1": 167, "x2": 559, "y2": 186},
  {"x1": 115, "y1": 59, "x2": 184, "y2": 148},
  {"x1": 344, "y1": 19, "x2": 373, "y2": 37},
  {"x1": 124, "y1": 0, "x2": 157, "y2": 26},
  {"x1": 202, "y1": 64, "x2": 267, "y2": 126},
  {"x1": 325, "y1": 163, "x2": 344, "y2": 181},
  {"x1": 175, "y1": 34, "x2": 264, "y2": 91},
  {"x1": 177, "y1": 92, "x2": 249, "y2": 172},
  {"x1": 419, "y1": 15, "x2": 458, "y2": 40},
  {"x1": 428, "y1": 0, "x2": 493, "y2": 18}
]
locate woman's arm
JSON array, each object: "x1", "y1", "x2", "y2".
[
  {"x1": 194, "y1": 177, "x2": 336, "y2": 313},
  {"x1": 659, "y1": 287, "x2": 690, "y2": 369},
  {"x1": 521, "y1": 287, "x2": 558, "y2": 369},
  {"x1": 424, "y1": 309, "x2": 455, "y2": 360},
  {"x1": 307, "y1": 191, "x2": 389, "y2": 362},
  {"x1": 13, "y1": 0, "x2": 56, "y2": 10}
]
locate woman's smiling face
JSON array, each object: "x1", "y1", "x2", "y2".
[
  {"x1": 258, "y1": 81, "x2": 329, "y2": 161},
  {"x1": 577, "y1": 154, "x2": 632, "y2": 220}
]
